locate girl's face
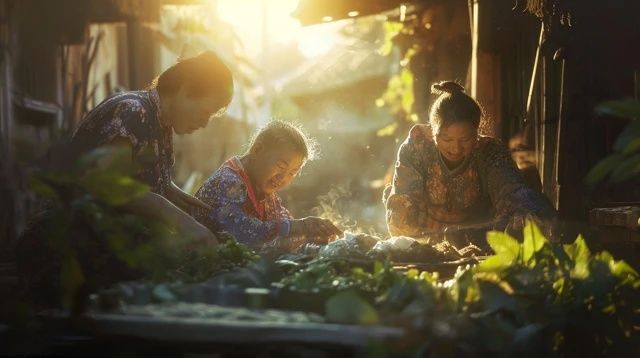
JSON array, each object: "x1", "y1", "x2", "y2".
[
  {"x1": 434, "y1": 121, "x2": 478, "y2": 164},
  {"x1": 249, "y1": 143, "x2": 305, "y2": 197}
]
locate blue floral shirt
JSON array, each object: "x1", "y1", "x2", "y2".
[
  {"x1": 193, "y1": 157, "x2": 292, "y2": 247},
  {"x1": 71, "y1": 89, "x2": 174, "y2": 196}
]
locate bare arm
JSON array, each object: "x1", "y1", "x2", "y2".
[
  {"x1": 124, "y1": 191, "x2": 217, "y2": 244},
  {"x1": 166, "y1": 181, "x2": 213, "y2": 212},
  {"x1": 107, "y1": 138, "x2": 218, "y2": 245}
]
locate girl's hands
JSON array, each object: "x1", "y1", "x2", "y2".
[{"x1": 290, "y1": 216, "x2": 342, "y2": 243}]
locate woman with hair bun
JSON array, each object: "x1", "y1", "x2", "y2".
[
  {"x1": 384, "y1": 81, "x2": 555, "y2": 237},
  {"x1": 70, "y1": 51, "x2": 234, "y2": 244}
]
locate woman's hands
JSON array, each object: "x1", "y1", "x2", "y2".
[
  {"x1": 290, "y1": 216, "x2": 342, "y2": 244},
  {"x1": 125, "y1": 191, "x2": 218, "y2": 246}
]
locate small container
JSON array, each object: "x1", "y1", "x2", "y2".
[{"x1": 244, "y1": 287, "x2": 270, "y2": 309}]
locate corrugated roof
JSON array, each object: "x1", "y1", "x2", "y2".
[{"x1": 280, "y1": 39, "x2": 395, "y2": 97}]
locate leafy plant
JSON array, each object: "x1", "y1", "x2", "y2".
[
  {"x1": 169, "y1": 235, "x2": 259, "y2": 282},
  {"x1": 23, "y1": 147, "x2": 193, "y2": 311},
  {"x1": 587, "y1": 99, "x2": 640, "y2": 184},
  {"x1": 278, "y1": 221, "x2": 638, "y2": 356},
  {"x1": 419, "y1": 222, "x2": 639, "y2": 356},
  {"x1": 375, "y1": 21, "x2": 420, "y2": 137}
]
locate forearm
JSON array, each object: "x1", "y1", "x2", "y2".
[
  {"x1": 165, "y1": 181, "x2": 186, "y2": 210},
  {"x1": 386, "y1": 195, "x2": 425, "y2": 237},
  {"x1": 124, "y1": 191, "x2": 190, "y2": 227}
]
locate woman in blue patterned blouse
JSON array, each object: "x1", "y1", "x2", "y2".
[
  {"x1": 385, "y1": 81, "x2": 555, "y2": 237},
  {"x1": 194, "y1": 120, "x2": 342, "y2": 250},
  {"x1": 71, "y1": 51, "x2": 233, "y2": 245}
]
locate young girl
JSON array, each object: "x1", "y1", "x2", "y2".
[{"x1": 194, "y1": 120, "x2": 342, "y2": 250}]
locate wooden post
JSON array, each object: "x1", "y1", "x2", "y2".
[{"x1": 126, "y1": 18, "x2": 141, "y2": 89}]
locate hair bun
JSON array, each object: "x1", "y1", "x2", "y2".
[{"x1": 431, "y1": 81, "x2": 465, "y2": 95}]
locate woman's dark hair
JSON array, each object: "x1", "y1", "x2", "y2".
[
  {"x1": 429, "y1": 81, "x2": 482, "y2": 135},
  {"x1": 153, "y1": 51, "x2": 233, "y2": 107},
  {"x1": 248, "y1": 120, "x2": 317, "y2": 161}
]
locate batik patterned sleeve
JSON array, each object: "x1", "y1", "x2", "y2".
[
  {"x1": 385, "y1": 126, "x2": 429, "y2": 237},
  {"x1": 480, "y1": 139, "x2": 556, "y2": 228},
  {"x1": 96, "y1": 98, "x2": 151, "y2": 154},
  {"x1": 195, "y1": 169, "x2": 289, "y2": 247}
]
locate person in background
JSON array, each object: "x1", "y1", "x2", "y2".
[
  {"x1": 384, "y1": 81, "x2": 555, "y2": 238},
  {"x1": 194, "y1": 120, "x2": 342, "y2": 251},
  {"x1": 70, "y1": 51, "x2": 234, "y2": 244}
]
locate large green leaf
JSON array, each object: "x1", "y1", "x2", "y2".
[
  {"x1": 613, "y1": 121, "x2": 640, "y2": 152},
  {"x1": 608, "y1": 258, "x2": 639, "y2": 286},
  {"x1": 585, "y1": 153, "x2": 624, "y2": 185},
  {"x1": 325, "y1": 290, "x2": 379, "y2": 325},
  {"x1": 610, "y1": 154, "x2": 640, "y2": 182},
  {"x1": 476, "y1": 232, "x2": 521, "y2": 272},
  {"x1": 563, "y1": 235, "x2": 591, "y2": 279},
  {"x1": 523, "y1": 221, "x2": 547, "y2": 263},
  {"x1": 595, "y1": 100, "x2": 640, "y2": 119},
  {"x1": 486, "y1": 231, "x2": 520, "y2": 262}
]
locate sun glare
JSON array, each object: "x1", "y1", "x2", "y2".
[{"x1": 215, "y1": 0, "x2": 340, "y2": 59}]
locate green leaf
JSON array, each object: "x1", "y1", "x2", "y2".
[
  {"x1": 613, "y1": 121, "x2": 640, "y2": 152},
  {"x1": 486, "y1": 231, "x2": 520, "y2": 262},
  {"x1": 476, "y1": 231, "x2": 521, "y2": 272},
  {"x1": 406, "y1": 268, "x2": 419, "y2": 280},
  {"x1": 522, "y1": 220, "x2": 547, "y2": 263},
  {"x1": 610, "y1": 154, "x2": 640, "y2": 182},
  {"x1": 609, "y1": 259, "x2": 639, "y2": 282},
  {"x1": 594, "y1": 250, "x2": 614, "y2": 264},
  {"x1": 28, "y1": 175, "x2": 59, "y2": 200},
  {"x1": 60, "y1": 256, "x2": 85, "y2": 308},
  {"x1": 622, "y1": 137, "x2": 640, "y2": 155},
  {"x1": 376, "y1": 122, "x2": 398, "y2": 137},
  {"x1": 563, "y1": 235, "x2": 591, "y2": 278},
  {"x1": 476, "y1": 255, "x2": 513, "y2": 272},
  {"x1": 595, "y1": 100, "x2": 640, "y2": 119},
  {"x1": 586, "y1": 153, "x2": 624, "y2": 185},
  {"x1": 79, "y1": 171, "x2": 149, "y2": 206},
  {"x1": 378, "y1": 21, "x2": 403, "y2": 56},
  {"x1": 325, "y1": 290, "x2": 379, "y2": 325},
  {"x1": 400, "y1": 68, "x2": 414, "y2": 114}
]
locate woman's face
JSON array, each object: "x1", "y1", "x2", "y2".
[
  {"x1": 248, "y1": 143, "x2": 305, "y2": 197},
  {"x1": 434, "y1": 122, "x2": 478, "y2": 164},
  {"x1": 166, "y1": 87, "x2": 227, "y2": 134}
]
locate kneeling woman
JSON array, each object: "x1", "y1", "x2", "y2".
[
  {"x1": 385, "y1": 81, "x2": 555, "y2": 237},
  {"x1": 194, "y1": 120, "x2": 342, "y2": 250}
]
